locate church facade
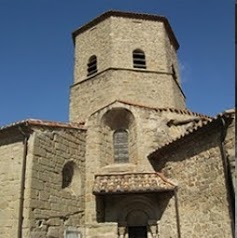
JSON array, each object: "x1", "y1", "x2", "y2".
[{"x1": 0, "y1": 11, "x2": 235, "y2": 238}]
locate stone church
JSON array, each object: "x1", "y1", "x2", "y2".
[{"x1": 0, "y1": 11, "x2": 235, "y2": 238}]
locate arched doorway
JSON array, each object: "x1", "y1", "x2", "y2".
[{"x1": 117, "y1": 196, "x2": 159, "y2": 238}]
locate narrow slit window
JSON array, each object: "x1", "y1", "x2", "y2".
[
  {"x1": 133, "y1": 49, "x2": 146, "y2": 69},
  {"x1": 113, "y1": 129, "x2": 129, "y2": 163},
  {"x1": 172, "y1": 65, "x2": 177, "y2": 80},
  {"x1": 87, "y1": 55, "x2": 97, "y2": 76}
]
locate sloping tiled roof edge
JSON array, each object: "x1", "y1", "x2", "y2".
[
  {"x1": 118, "y1": 100, "x2": 212, "y2": 119},
  {"x1": 72, "y1": 10, "x2": 179, "y2": 50},
  {"x1": 93, "y1": 172, "x2": 177, "y2": 194},
  {"x1": 0, "y1": 119, "x2": 86, "y2": 132},
  {"x1": 148, "y1": 109, "x2": 235, "y2": 160},
  {"x1": 90, "y1": 99, "x2": 212, "y2": 120}
]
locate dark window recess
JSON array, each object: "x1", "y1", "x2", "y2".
[
  {"x1": 113, "y1": 129, "x2": 129, "y2": 163},
  {"x1": 87, "y1": 55, "x2": 97, "y2": 76},
  {"x1": 128, "y1": 226, "x2": 147, "y2": 238},
  {"x1": 62, "y1": 162, "x2": 74, "y2": 188},
  {"x1": 133, "y1": 50, "x2": 146, "y2": 69},
  {"x1": 172, "y1": 65, "x2": 177, "y2": 80}
]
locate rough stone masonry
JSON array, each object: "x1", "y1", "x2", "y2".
[{"x1": 0, "y1": 11, "x2": 235, "y2": 238}]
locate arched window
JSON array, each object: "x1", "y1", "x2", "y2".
[
  {"x1": 62, "y1": 161, "x2": 74, "y2": 188},
  {"x1": 87, "y1": 55, "x2": 97, "y2": 76},
  {"x1": 113, "y1": 129, "x2": 129, "y2": 163},
  {"x1": 133, "y1": 49, "x2": 146, "y2": 69}
]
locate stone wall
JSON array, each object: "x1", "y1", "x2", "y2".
[
  {"x1": 108, "y1": 17, "x2": 177, "y2": 76},
  {"x1": 73, "y1": 17, "x2": 112, "y2": 84},
  {"x1": 25, "y1": 127, "x2": 86, "y2": 238},
  {"x1": 82, "y1": 101, "x2": 207, "y2": 237},
  {"x1": 153, "y1": 128, "x2": 233, "y2": 237},
  {"x1": 70, "y1": 15, "x2": 186, "y2": 122},
  {"x1": 224, "y1": 115, "x2": 235, "y2": 193},
  {"x1": 86, "y1": 101, "x2": 198, "y2": 174},
  {"x1": 0, "y1": 132, "x2": 24, "y2": 238},
  {"x1": 73, "y1": 16, "x2": 179, "y2": 83},
  {"x1": 70, "y1": 70, "x2": 186, "y2": 122},
  {"x1": 1, "y1": 11, "x2": 234, "y2": 238}
]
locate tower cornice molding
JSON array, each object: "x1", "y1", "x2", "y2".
[
  {"x1": 72, "y1": 10, "x2": 179, "y2": 50},
  {"x1": 70, "y1": 67, "x2": 186, "y2": 99}
]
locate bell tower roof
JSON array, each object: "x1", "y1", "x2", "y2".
[{"x1": 72, "y1": 10, "x2": 179, "y2": 50}]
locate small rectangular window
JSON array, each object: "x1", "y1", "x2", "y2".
[{"x1": 64, "y1": 229, "x2": 81, "y2": 238}]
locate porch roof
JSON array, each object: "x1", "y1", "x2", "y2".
[{"x1": 93, "y1": 172, "x2": 176, "y2": 195}]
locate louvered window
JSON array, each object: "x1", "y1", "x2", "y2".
[
  {"x1": 133, "y1": 49, "x2": 146, "y2": 69},
  {"x1": 113, "y1": 129, "x2": 129, "y2": 163},
  {"x1": 87, "y1": 55, "x2": 97, "y2": 76}
]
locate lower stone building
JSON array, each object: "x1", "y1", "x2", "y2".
[
  {"x1": 0, "y1": 102, "x2": 235, "y2": 238},
  {"x1": 0, "y1": 10, "x2": 235, "y2": 238}
]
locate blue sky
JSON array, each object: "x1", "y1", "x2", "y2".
[{"x1": 0, "y1": 1, "x2": 234, "y2": 126}]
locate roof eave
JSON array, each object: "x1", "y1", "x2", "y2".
[
  {"x1": 148, "y1": 112, "x2": 234, "y2": 160},
  {"x1": 0, "y1": 119, "x2": 86, "y2": 133},
  {"x1": 72, "y1": 10, "x2": 179, "y2": 50}
]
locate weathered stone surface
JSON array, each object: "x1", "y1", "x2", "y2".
[
  {"x1": 27, "y1": 128, "x2": 86, "y2": 237},
  {"x1": 70, "y1": 14, "x2": 185, "y2": 122},
  {"x1": 0, "y1": 11, "x2": 234, "y2": 238},
  {"x1": 155, "y1": 130, "x2": 233, "y2": 238},
  {"x1": 0, "y1": 135, "x2": 24, "y2": 237}
]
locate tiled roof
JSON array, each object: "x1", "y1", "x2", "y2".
[
  {"x1": 0, "y1": 119, "x2": 86, "y2": 132},
  {"x1": 93, "y1": 172, "x2": 176, "y2": 194},
  {"x1": 72, "y1": 10, "x2": 179, "y2": 50},
  {"x1": 119, "y1": 100, "x2": 212, "y2": 118},
  {"x1": 90, "y1": 99, "x2": 212, "y2": 120},
  {"x1": 148, "y1": 108, "x2": 235, "y2": 159}
]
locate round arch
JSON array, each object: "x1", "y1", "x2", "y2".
[
  {"x1": 126, "y1": 209, "x2": 149, "y2": 226},
  {"x1": 117, "y1": 195, "x2": 159, "y2": 225},
  {"x1": 99, "y1": 107, "x2": 137, "y2": 167},
  {"x1": 61, "y1": 160, "x2": 82, "y2": 196}
]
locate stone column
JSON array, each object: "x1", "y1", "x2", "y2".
[
  {"x1": 118, "y1": 223, "x2": 127, "y2": 238},
  {"x1": 148, "y1": 220, "x2": 158, "y2": 238}
]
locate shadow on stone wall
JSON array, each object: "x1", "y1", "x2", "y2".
[
  {"x1": 148, "y1": 130, "x2": 220, "y2": 173},
  {"x1": 95, "y1": 192, "x2": 173, "y2": 225}
]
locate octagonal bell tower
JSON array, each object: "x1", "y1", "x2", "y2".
[{"x1": 69, "y1": 11, "x2": 186, "y2": 122}]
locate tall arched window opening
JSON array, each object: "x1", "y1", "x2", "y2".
[
  {"x1": 62, "y1": 161, "x2": 74, "y2": 189},
  {"x1": 100, "y1": 108, "x2": 137, "y2": 166},
  {"x1": 87, "y1": 55, "x2": 97, "y2": 76},
  {"x1": 133, "y1": 49, "x2": 146, "y2": 69},
  {"x1": 113, "y1": 129, "x2": 129, "y2": 163}
]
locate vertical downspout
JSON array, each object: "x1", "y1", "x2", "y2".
[
  {"x1": 174, "y1": 188, "x2": 181, "y2": 238},
  {"x1": 219, "y1": 118, "x2": 235, "y2": 237},
  {"x1": 17, "y1": 126, "x2": 29, "y2": 238}
]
